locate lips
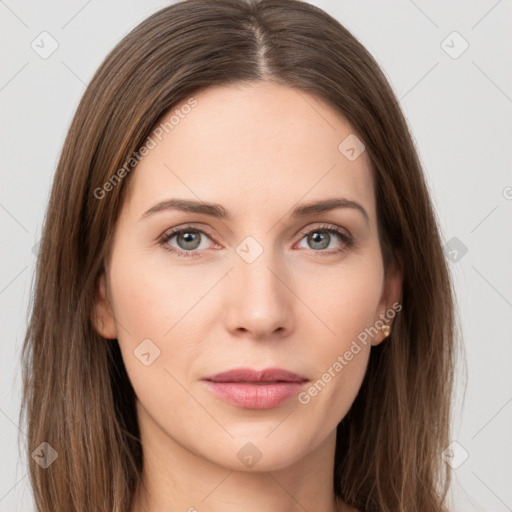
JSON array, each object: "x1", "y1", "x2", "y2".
[
  {"x1": 202, "y1": 367, "x2": 309, "y2": 409},
  {"x1": 203, "y1": 367, "x2": 309, "y2": 383}
]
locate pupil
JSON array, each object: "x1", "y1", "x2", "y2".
[
  {"x1": 179, "y1": 231, "x2": 200, "y2": 250},
  {"x1": 175, "y1": 230, "x2": 332, "y2": 251},
  {"x1": 310, "y1": 231, "x2": 329, "y2": 250}
]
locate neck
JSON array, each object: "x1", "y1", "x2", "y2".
[{"x1": 130, "y1": 402, "x2": 348, "y2": 512}]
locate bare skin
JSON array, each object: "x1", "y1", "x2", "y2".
[{"x1": 93, "y1": 81, "x2": 401, "y2": 512}]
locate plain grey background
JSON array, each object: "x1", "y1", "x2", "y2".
[{"x1": 1, "y1": 0, "x2": 511, "y2": 510}]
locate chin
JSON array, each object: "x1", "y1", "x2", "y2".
[{"x1": 194, "y1": 428, "x2": 314, "y2": 472}]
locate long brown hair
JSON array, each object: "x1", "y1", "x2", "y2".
[{"x1": 20, "y1": 0, "x2": 458, "y2": 510}]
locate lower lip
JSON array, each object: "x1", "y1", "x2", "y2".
[{"x1": 203, "y1": 381, "x2": 307, "y2": 409}]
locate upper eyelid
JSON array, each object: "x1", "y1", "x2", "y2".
[
  {"x1": 159, "y1": 224, "x2": 354, "y2": 261},
  {"x1": 161, "y1": 223, "x2": 215, "y2": 241},
  {"x1": 297, "y1": 224, "x2": 351, "y2": 237},
  {"x1": 161, "y1": 223, "x2": 352, "y2": 245}
]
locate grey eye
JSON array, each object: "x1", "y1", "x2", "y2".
[{"x1": 306, "y1": 231, "x2": 331, "y2": 250}]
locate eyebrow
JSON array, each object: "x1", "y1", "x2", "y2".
[{"x1": 140, "y1": 197, "x2": 369, "y2": 224}]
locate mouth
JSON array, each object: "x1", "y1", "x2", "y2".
[{"x1": 202, "y1": 367, "x2": 310, "y2": 409}]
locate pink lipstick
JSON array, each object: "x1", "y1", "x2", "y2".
[{"x1": 202, "y1": 367, "x2": 309, "y2": 409}]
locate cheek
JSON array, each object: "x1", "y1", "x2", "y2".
[
  {"x1": 109, "y1": 247, "x2": 212, "y2": 339},
  {"x1": 292, "y1": 258, "x2": 383, "y2": 418},
  {"x1": 107, "y1": 252, "x2": 209, "y2": 421},
  {"x1": 108, "y1": 232, "x2": 383, "y2": 422},
  {"x1": 295, "y1": 252, "x2": 384, "y2": 345},
  {"x1": 107, "y1": 247, "x2": 219, "y2": 388}
]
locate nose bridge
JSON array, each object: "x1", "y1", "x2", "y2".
[{"x1": 224, "y1": 237, "x2": 293, "y2": 338}]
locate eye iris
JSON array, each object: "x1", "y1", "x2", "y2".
[
  {"x1": 308, "y1": 231, "x2": 330, "y2": 250},
  {"x1": 177, "y1": 231, "x2": 201, "y2": 250},
  {"x1": 170, "y1": 229, "x2": 339, "y2": 252}
]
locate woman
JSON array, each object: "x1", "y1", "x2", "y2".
[{"x1": 21, "y1": 0, "x2": 457, "y2": 511}]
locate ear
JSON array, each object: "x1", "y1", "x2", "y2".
[
  {"x1": 91, "y1": 272, "x2": 118, "y2": 340},
  {"x1": 371, "y1": 255, "x2": 403, "y2": 346}
]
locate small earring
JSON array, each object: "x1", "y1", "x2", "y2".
[{"x1": 382, "y1": 324, "x2": 391, "y2": 338}]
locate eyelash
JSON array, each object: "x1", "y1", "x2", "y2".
[{"x1": 158, "y1": 224, "x2": 354, "y2": 259}]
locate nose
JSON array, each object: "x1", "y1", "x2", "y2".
[{"x1": 223, "y1": 248, "x2": 294, "y2": 340}]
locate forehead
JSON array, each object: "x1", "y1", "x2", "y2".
[{"x1": 124, "y1": 81, "x2": 375, "y2": 222}]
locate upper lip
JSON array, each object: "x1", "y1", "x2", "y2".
[{"x1": 203, "y1": 367, "x2": 309, "y2": 383}]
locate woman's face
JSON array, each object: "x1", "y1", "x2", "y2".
[{"x1": 94, "y1": 81, "x2": 401, "y2": 472}]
